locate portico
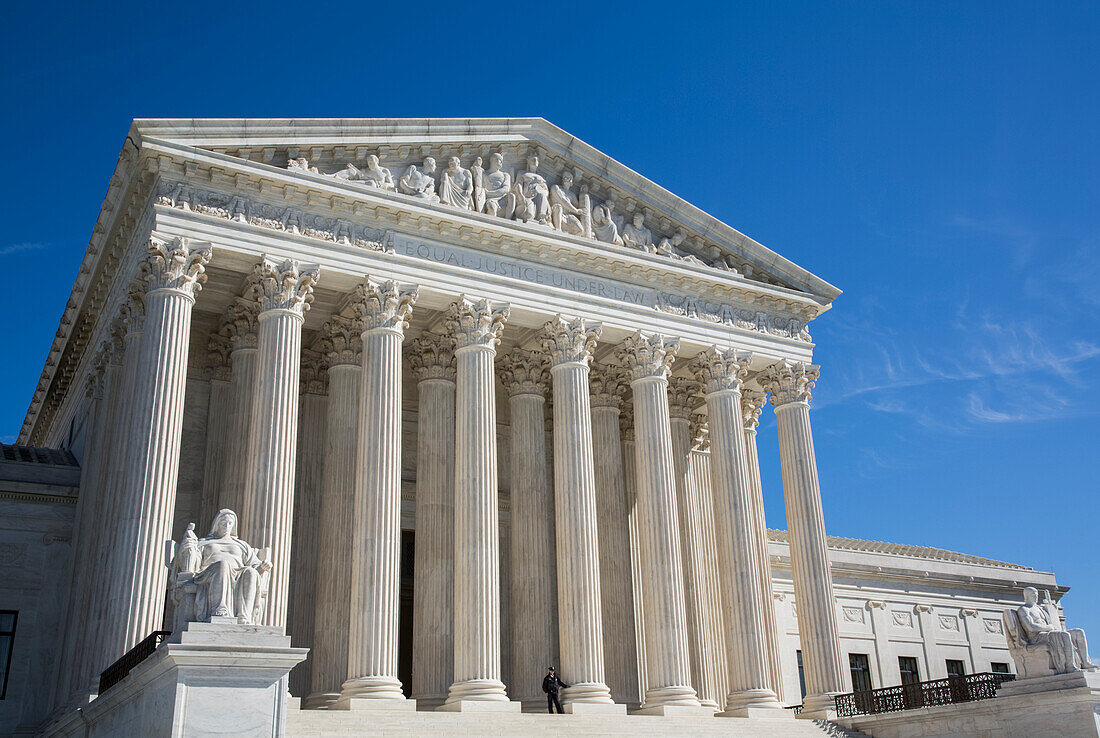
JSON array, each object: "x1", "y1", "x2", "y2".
[{"x1": 28, "y1": 118, "x2": 850, "y2": 725}]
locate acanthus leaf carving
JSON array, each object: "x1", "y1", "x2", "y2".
[
  {"x1": 589, "y1": 363, "x2": 627, "y2": 409},
  {"x1": 252, "y1": 257, "x2": 319, "y2": 315},
  {"x1": 497, "y1": 348, "x2": 548, "y2": 397},
  {"x1": 144, "y1": 236, "x2": 211, "y2": 297},
  {"x1": 447, "y1": 296, "x2": 508, "y2": 349},
  {"x1": 541, "y1": 314, "x2": 601, "y2": 366},
  {"x1": 405, "y1": 332, "x2": 457, "y2": 382},
  {"x1": 619, "y1": 331, "x2": 678, "y2": 382},
  {"x1": 759, "y1": 360, "x2": 819, "y2": 408},
  {"x1": 690, "y1": 346, "x2": 751, "y2": 395},
  {"x1": 351, "y1": 278, "x2": 418, "y2": 333}
]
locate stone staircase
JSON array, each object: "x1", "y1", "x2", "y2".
[{"x1": 287, "y1": 708, "x2": 873, "y2": 737}]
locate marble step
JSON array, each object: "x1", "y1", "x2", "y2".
[{"x1": 287, "y1": 708, "x2": 872, "y2": 737}]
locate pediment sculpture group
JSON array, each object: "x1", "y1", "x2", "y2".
[{"x1": 287, "y1": 152, "x2": 740, "y2": 273}]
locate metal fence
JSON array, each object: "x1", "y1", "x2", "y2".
[
  {"x1": 834, "y1": 671, "x2": 1015, "y2": 717},
  {"x1": 98, "y1": 630, "x2": 171, "y2": 695}
]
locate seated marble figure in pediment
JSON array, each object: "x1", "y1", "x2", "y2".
[
  {"x1": 1004, "y1": 586, "x2": 1097, "y2": 678},
  {"x1": 165, "y1": 509, "x2": 272, "y2": 631}
]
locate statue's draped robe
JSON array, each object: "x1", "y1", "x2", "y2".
[
  {"x1": 179, "y1": 536, "x2": 265, "y2": 621},
  {"x1": 440, "y1": 168, "x2": 473, "y2": 209}
]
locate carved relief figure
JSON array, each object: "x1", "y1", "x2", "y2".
[
  {"x1": 481, "y1": 152, "x2": 513, "y2": 217},
  {"x1": 361, "y1": 154, "x2": 396, "y2": 190},
  {"x1": 591, "y1": 202, "x2": 624, "y2": 245},
  {"x1": 511, "y1": 154, "x2": 552, "y2": 225},
  {"x1": 1005, "y1": 586, "x2": 1097, "y2": 677},
  {"x1": 399, "y1": 157, "x2": 439, "y2": 201},
  {"x1": 287, "y1": 157, "x2": 319, "y2": 174},
  {"x1": 622, "y1": 212, "x2": 655, "y2": 252},
  {"x1": 550, "y1": 170, "x2": 589, "y2": 235},
  {"x1": 166, "y1": 509, "x2": 272, "y2": 630},
  {"x1": 439, "y1": 156, "x2": 474, "y2": 210},
  {"x1": 470, "y1": 156, "x2": 486, "y2": 213}
]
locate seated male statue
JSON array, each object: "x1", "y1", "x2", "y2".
[
  {"x1": 1009, "y1": 586, "x2": 1097, "y2": 676},
  {"x1": 167, "y1": 508, "x2": 271, "y2": 628}
]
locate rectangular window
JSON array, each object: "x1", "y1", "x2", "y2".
[
  {"x1": 0, "y1": 611, "x2": 16, "y2": 700},
  {"x1": 990, "y1": 662, "x2": 1011, "y2": 674},
  {"x1": 945, "y1": 659, "x2": 966, "y2": 678},
  {"x1": 898, "y1": 656, "x2": 920, "y2": 685},
  {"x1": 849, "y1": 653, "x2": 873, "y2": 692},
  {"x1": 796, "y1": 650, "x2": 806, "y2": 699}
]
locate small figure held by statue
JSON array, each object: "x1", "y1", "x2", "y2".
[{"x1": 166, "y1": 509, "x2": 272, "y2": 632}]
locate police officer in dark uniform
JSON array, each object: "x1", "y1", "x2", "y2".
[{"x1": 542, "y1": 666, "x2": 569, "y2": 714}]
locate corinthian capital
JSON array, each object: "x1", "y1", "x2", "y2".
[
  {"x1": 119, "y1": 280, "x2": 146, "y2": 335},
  {"x1": 144, "y1": 235, "x2": 211, "y2": 296},
  {"x1": 406, "y1": 332, "x2": 457, "y2": 382},
  {"x1": 351, "y1": 278, "x2": 418, "y2": 333},
  {"x1": 668, "y1": 376, "x2": 702, "y2": 420},
  {"x1": 205, "y1": 333, "x2": 233, "y2": 382},
  {"x1": 300, "y1": 348, "x2": 328, "y2": 395},
  {"x1": 759, "y1": 360, "x2": 819, "y2": 408},
  {"x1": 690, "y1": 346, "x2": 750, "y2": 395},
  {"x1": 252, "y1": 257, "x2": 320, "y2": 315},
  {"x1": 589, "y1": 363, "x2": 627, "y2": 408},
  {"x1": 317, "y1": 315, "x2": 364, "y2": 367},
  {"x1": 741, "y1": 388, "x2": 767, "y2": 430},
  {"x1": 447, "y1": 296, "x2": 509, "y2": 349},
  {"x1": 618, "y1": 331, "x2": 679, "y2": 382},
  {"x1": 220, "y1": 296, "x2": 261, "y2": 350},
  {"x1": 497, "y1": 349, "x2": 548, "y2": 396},
  {"x1": 690, "y1": 412, "x2": 709, "y2": 451},
  {"x1": 542, "y1": 315, "x2": 602, "y2": 366}
]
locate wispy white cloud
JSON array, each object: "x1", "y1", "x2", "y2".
[{"x1": 0, "y1": 243, "x2": 46, "y2": 257}]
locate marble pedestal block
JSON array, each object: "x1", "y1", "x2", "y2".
[{"x1": 46, "y1": 619, "x2": 307, "y2": 738}]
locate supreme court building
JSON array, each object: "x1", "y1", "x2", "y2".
[{"x1": 0, "y1": 119, "x2": 1072, "y2": 736}]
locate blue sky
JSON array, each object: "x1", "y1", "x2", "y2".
[{"x1": 3, "y1": 3, "x2": 1098, "y2": 635}]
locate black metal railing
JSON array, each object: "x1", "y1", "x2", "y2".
[
  {"x1": 784, "y1": 704, "x2": 803, "y2": 715},
  {"x1": 98, "y1": 630, "x2": 171, "y2": 695},
  {"x1": 834, "y1": 671, "x2": 1015, "y2": 717}
]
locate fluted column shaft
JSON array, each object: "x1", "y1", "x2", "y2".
[
  {"x1": 116, "y1": 238, "x2": 212, "y2": 653},
  {"x1": 288, "y1": 361, "x2": 327, "y2": 698},
  {"x1": 620, "y1": 412, "x2": 649, "y2": 706},
  {"x1": 498, "y1": 350, "x2": 556, "y2": 707},
  {"x1": 620, "y1": 332, "x2": 702, "y2": 714},
  {"x1": 243, "y1": 259, "x2": 318, "y2": 631},
  {"x1": 54, "y1": 355, "x2": 109, "y2": 707},
  {"x1": 444, "y1": 297, "x2": 512, "y2": 708},
  {"x1": 742, "y1": 389, "x2": 785, "y2": 702},
  {"x1": 590, "y1": 367, "x2": 639, "y2": 707},
  {"x1": 693, "y1": 348, "x2": 781, "y2": 715},
  {"x1": 668, "y1": 379, "x2": 723, "y2": 710},
  {"x1": 308, "y1": 355, "x2": 361, "y2": 707},
  {"x1": 341, "y1": 280, "x2": 417, "y2": 705},
  {"x1": 219, "y1": 296, "x2": 259, "y2": 515},
  {"x1": 199, "y1": 357, "x2": 230, "y2": 526},
  {"x1": 761, "y1": 361, "x2": 845, "y2": 717},
  {"x1": 543, "y1": 316, "x2": 615, "y2": 708},
  {"x1": 92, "y1": 313, "x2": 142, "y2": 678},
  {"x1": 409, "y1": 334, "x2": 457, "y2": 708}
]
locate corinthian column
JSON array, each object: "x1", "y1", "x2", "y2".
[
  {"x1": 668, "y1": 376, "x2": 723, "y2": 711},
  {"x1": 308, "y1": 317, "x2": 362, "y2": 708},
  {"x1": 218, "y1": 294, "x2": 260, "y2": 515},
  {"x1": 117, "y1": 236, "x2": 212, "y2": 651},
  {"x1": 542, "y1": 316, "x2": 620, "y2": 713},
  {"x1": 408, "y1": 332, "x2": 457, "y2": 709},
  {"x1": 338, "y1": 279, "x2": 418, "y2": 709},
  {"x1": 589, "y1": 364, "x2": 639, "y2": 707},
  {"x1": 741, "y1": 388, "x2": 785, "y2": 702},
  {"x1": 242, "y1": 257, "x2": 319, "y2": 630},
  {"x1": 619, "y1": 332, "x2": 706, "y2": 716},
  {"x1": 759, "y1": 361, "x2": 845, "y2": 718},
  {"x1": 497, "y1": 349, "x2": 557, "y2": 709},
  {"x1": 691, "y1": 348, "x2": 782, "y2": 717},
  {"x1": 620, "y1": 402, "x2": 649, "y2": 707},
  {"x1": 442, "y1": 297, "x2": 517, "y2": 711},
  {"x1": 199, "y1": 335, "x2": 231, "y2": 526}
]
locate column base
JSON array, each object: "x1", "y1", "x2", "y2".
[
  {"x1": 797, "y1": 690, "x2": 842, "y2": 720},
  {"x1": 722, "y1": 687, "x2": 783, "y2": 716},
  {"x1": 436, "y1": 699, "x2": 522, "y2": 712},
  {"x1": 331, "y1": 696, "x2": 417, "y2": 712},
  {"x1": 338, "y1": 675, "x2": 406, "y2": 701},
  {"x1": 563, "y1": 701, "x2": 627, "y2": 715},
  {"x1": 444, "y1": 677, "x2": 510, "y2": 704}
]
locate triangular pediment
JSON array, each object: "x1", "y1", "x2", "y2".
[{"x1": 132, "y1": 118, "x2": 840, "y2": 303}]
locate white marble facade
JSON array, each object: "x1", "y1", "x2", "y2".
[{"x1": 0, "y1": 119, "x2": 1080, "y2": 734}]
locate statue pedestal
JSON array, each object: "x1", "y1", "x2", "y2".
[{"x1": 45, "y1": 620, "x2": 307, "y2": 738}]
